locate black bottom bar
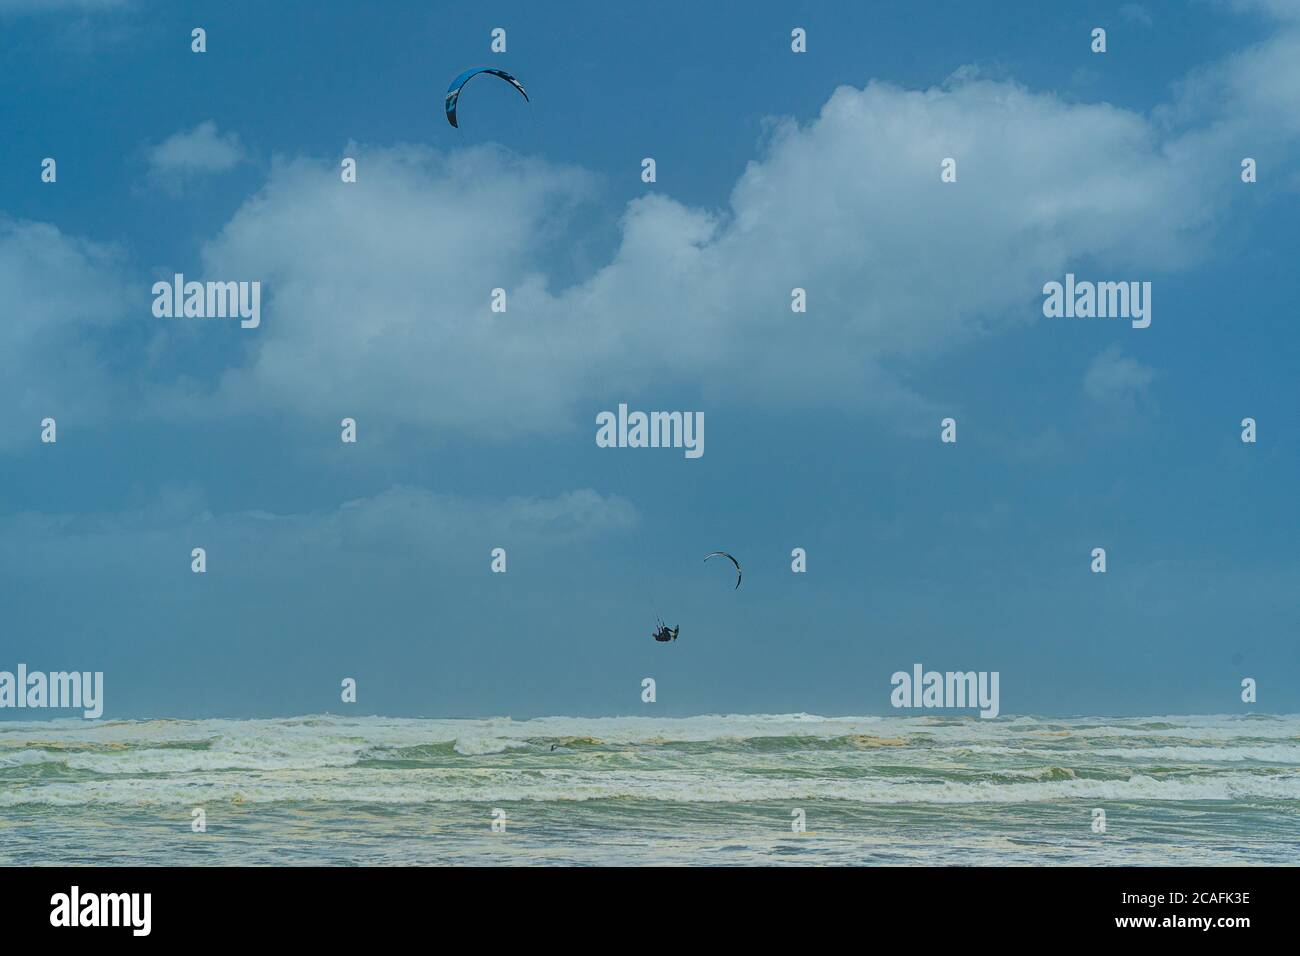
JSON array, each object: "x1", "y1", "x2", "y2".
[{"x1": 3, "y1": 865, "x2": 1279, "y2": 941}]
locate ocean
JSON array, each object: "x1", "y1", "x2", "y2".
[{"x1": 2, "y1": 713, "x2": 1297, "y2": 865}]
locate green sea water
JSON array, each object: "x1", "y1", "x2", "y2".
[{"x1": 2, "y1": 713, "x2": 1297, "y2": 865}]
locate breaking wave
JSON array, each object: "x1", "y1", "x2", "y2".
[{"x1": 2, "y1": 713, "x2": 1298, "y2": 809}]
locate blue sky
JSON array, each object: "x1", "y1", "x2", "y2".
[{"x1": 1, "y1": 0, "x2": 1297, "y2": 718}]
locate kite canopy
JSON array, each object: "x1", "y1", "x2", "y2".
[
  {"x1": 705, "y1": 551, "x2": 742, "y2": 590},
  {"x1": 444, "y1": 67, "x2": 529, "y2": 128}
]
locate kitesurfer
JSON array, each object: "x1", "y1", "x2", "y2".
[{"x1": 653, "y1": 622, "x2": 679, "y2": 642}]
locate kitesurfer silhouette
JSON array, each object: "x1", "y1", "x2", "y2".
[{"x1": 652, "y1": 618, "x2": 679, "y2": 642}]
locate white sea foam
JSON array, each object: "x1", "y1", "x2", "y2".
[
  {"x1": 450, "y1": 736, "x2": 531, "y2": 756},
  {"x1": 4, "y1": 713, "x2": 1297, "y2": 866},
  {"x1": 3, "y1": 714, "x2": 1298, "y2": 809},
  {"x1": 0, "y1": 712, "x2": 1294, "y2": 796},
  {"x1": 3, "y1": 765, "x2": 1298, "y2": 808}
]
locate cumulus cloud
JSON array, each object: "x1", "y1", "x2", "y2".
[
  {"x1": 163, "y1": 19, "x2": 1300, "y2": 439},
  {"x1": 184, "y1": 144, "x2": 596, "y2": 437},
  {"x1": 146, "y1": 121, "x2": 247, "y2": 190},
  {"x1": 0, "y1": 218, "x2": 131, "y2": 449},
  {"x1": 9, "y1": 6, "x2": 1300, "y2": 449}
]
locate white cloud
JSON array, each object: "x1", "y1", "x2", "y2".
[
  {"x1": 1083, "y1": 345, "x2": 1158, "y2": 417},
  {"x1": 181, "y1": 55, "x2": 1281, "y2": 437},
  {"x1": 10, "y1": 8, "x2": 1300, "y2": 449},
  {"x1": 147, "y1": 121, "x2": 247, "y2": 185},
  {"x1": 0, "y1": 218, "x2": 130, "y2": 449},
  {"x1": 188, "y1": 144, "x2": 599, "y2": 437}
]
